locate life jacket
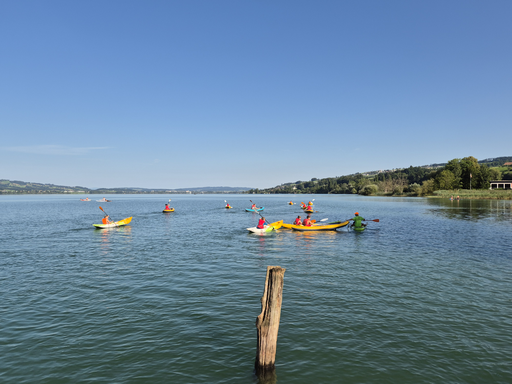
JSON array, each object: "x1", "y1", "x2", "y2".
[
  {"x1": 252, "y1": 205, "x2": 257, "y2": 209},
  {"x1": 102, "y1": 217, "x2": 109, "y2": 225},
  {"x1": 294, "y1": 218, "x2": 301, "y2": 225},
  {"x1": 257, "y1": 219, "x2": 266, "y2": 229},
  {"x1": 303, "y1": 218, "x2": 312, "y2": 227}
]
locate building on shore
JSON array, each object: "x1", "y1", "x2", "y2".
[{"x1": 489, "y1": 180, "x2": 512, "y2": 190}]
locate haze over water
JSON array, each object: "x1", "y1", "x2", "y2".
[{"x1": 1, "y1": 194, "x2": 511, "y2": 383}]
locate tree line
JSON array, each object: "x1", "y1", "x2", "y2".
[{"x1": 249, "y1": 156, "x2": 508, "y2": 196}]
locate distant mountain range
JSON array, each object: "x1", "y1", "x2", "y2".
[{"x1": 0, "y1": 180, "x2": 252, "y2": 194}]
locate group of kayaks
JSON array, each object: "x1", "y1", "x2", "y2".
[
  {"x1": 246, "y1": 200, "x2": 373, "y2": 234},
  {"x1": 247, "y1": 220, "x2": 352, "y2": 234},
  {"x1": 91, "y1": 199, "x2": 374, "y2": 233}
]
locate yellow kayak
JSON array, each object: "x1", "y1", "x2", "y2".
[
  {"x1": 93, "y1": 217, "x2": 132, "y2": 229},
  {"x1": 283, "y1": 221, "x2": 349, "y2": 231},
  {"x1": 163, "y1": 208, "x2": 175, "y2": 212}
]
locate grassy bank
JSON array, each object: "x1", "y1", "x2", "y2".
[{"x1": 433, "y1": 189, "x2": 512, "y2": 200}]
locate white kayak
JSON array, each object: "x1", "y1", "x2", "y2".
[{"x1": 246, "y1": 220, "x2": 283, "y2": 234}]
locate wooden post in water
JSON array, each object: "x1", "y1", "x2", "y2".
[{"x1": 255, "y1": 265, "x2": 286, "y2": 379}]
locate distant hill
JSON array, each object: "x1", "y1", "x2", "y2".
[{"x1": 0, "y1": 180, "x2": 252, "y2": 194}]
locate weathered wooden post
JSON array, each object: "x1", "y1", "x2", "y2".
[{"x1": 255, "y1": 265, "x2": 286, "y2": 379}]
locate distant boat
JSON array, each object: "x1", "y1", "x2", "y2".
[
  {"x1": 80, "y1": 198, "x2": 91, "y2": 201},
  {"x1": 96, "y1": 198, "x2": 111, "y2": 202}
]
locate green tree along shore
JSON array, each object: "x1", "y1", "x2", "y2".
[{"x1": 249, "y1": 156, "x2": 512, "y2": 199}]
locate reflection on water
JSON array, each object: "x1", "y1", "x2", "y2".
[
  {"x1": 426, "y1": 198, "x2": 512, "y2": 222},
  {"x1": 93, "y1": 225, "x2": 133, "y2": 254}
]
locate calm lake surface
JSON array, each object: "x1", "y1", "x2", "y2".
[{"x1": 1, "y1": 194, "x2": 511, "y2": 383}]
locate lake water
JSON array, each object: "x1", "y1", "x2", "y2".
[{"x1": 1, "y1": 194, "x2": 511, "y2": 383}]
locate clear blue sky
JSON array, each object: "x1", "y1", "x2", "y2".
[{"x1": 1, "y1": 0, "x2": 511, "y2": 189}]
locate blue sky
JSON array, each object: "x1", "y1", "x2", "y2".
[{"x1": 1, "y1": 0, "x2": 511, "y2": 189}]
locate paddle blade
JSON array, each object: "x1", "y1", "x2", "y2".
[
  {"x1": 319, "y1": 218, "x2": 328, "y2": 222},
  {"x1": 99, "y1": 206, "x2": 104, "y2": 212},
  {"x1": 372, "y1": 219, "x2": 380, "y2": 222},
  {"x1": 311, "y1": 220, "x2": 316, "y2": 223}
]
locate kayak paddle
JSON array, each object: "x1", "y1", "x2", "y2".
[
  {"x1": 310, "y1": 218, "x2": 328, "y2": 225},
  {"x1": 345, "y1": 218, "x2": 379, "y2": 222},
  {"x1": 250, "y1": 200, "x2": 271, "y2": 226}
]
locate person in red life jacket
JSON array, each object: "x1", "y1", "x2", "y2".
[
  {"x1": 306, "y1": 204, "x2": 313, "y2": 211},
  {"x1": 165, "y1": 204, "x2": 170, "y2": 210},
  {"x1": 226, "y1": 203, "x2": 231, "y2": 208},
  {"x1": 294, "y1": 216, "x2": 302, "y2": 225},
  {"x1": 302, "y1": 215, "x2": 312, "y2": 226},
  {"x1": 102, "y1": 215, "x2": 112, "y2": 225},
  {"x1": 251, "y1": 203, "x2": 257, "y2": 210},
  {"x1": 257, "y1": 217, "x2": 267, "y2": 229}
]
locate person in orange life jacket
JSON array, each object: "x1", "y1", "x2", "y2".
[
  {"x1": 302, "y1": 215, "x2": 312, "y2": 226},
  {"x1": 294, "y1": 216, "x2": 302, "y2": 225},
  {"x1": 102, "y1": 215, "x2": 112, "y2": 225},
  {"x1": 251, "y1": 203, "x2": 257, "y2": 210},
  {"x1": 257, "y1": 217, "x2": 267, "y2": 229}
]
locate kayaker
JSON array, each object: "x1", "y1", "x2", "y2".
[
  {"x1": 302, "y1": 215, "x2": 312, "y2": 227},
  {"x1": 165, "y1": 203, "x2": 170, "y2": 210},
  {"x1": 351, "y1": 212, "x2": 366, "y2": 229},
  {"x1": 251, "y1": 203, "x2": 257, "y2": 210},
  {"x1": 226, "y1": 203, "x2": 231, "y2": 208},
  {"x1": 306, "y1": 204, "x2": 313, "y2": 211},
  {"x1": 294, "y1": 216, "x2": 302, "y2": 225},
  {"x1": 308, "y1": 201, "x2": 313, "y2": 206},
  {"x1": 102, "y1": 215, "x2": 112, "y2": 225},
  {"x1": 257, "y1": 217, "x2": 267, "y2": 229}
]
